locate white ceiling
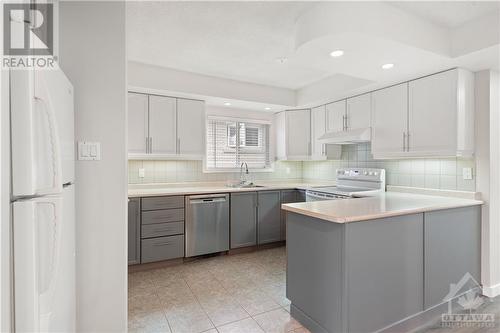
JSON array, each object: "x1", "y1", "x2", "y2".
[
  {"x1": 388, "y1": 1, "x2": 500, "y2": 28},
  {"x1": 127, "y1": 1, "x2": 500, "y2": 109},
  {"x1": 127, "y1": 1, "x2": 320, "y2": 90}
]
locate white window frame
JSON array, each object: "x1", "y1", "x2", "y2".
[{"x1": 204, "y1": 116, "x2": 273, "y2": 173}]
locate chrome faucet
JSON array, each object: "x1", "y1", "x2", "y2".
[{"x1": 240, "y1": 162, "x2": 249, "y2": 185}]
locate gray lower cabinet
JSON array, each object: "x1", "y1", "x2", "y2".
[
  {"x1": 128, "y1": 198, "x2": 141, "y2": 265},
  {"x1": 424, "y1": 206, "x2": 481, "y2": 309},
  {"x1": 258, "y1": 191, "x2": 281, "y2": 244},
  {"x1": 141, "y1": 235, "x2": 185, "y2": 263},
  {"x1": 140, "y1": 195, "x2": 185, "y2": 263},
  {"x1": 230, "y1": 192, "x2": 257, "y2": 248},
  {"x1": 280, "y1": 190, "x2": 299, "y2": 240},
  {"x1": 345, "y1": 214, "x2": 424, "y2": 333}
]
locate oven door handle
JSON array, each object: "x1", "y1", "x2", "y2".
[{"x1": 306, "y1": 191, "x2": 331, "y2": 200}]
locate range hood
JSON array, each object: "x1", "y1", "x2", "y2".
[{"x1": 318, "y1": 127, "x2": 371, "y2": 144}]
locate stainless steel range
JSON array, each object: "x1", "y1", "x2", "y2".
[{"x1": 306, "y1": 168, "x2": 386, "y2": 201}]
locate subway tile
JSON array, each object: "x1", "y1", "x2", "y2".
[
  {"x1": 411, "y1": 174, "x2": 425, "y2": 188},
  {"x1": 424, "y1": 175, "x2": 440, "y2": 189},
  {"x1": 440, "y1": 159, "x2": 457, "y2": 176},
  {"x1": 457, "y1": 177, "x2": 475, "y2": 192},
  {"x1": 398, "y1": 174, "x2": 412, "y2": 187},
  {"x1": 411, "y1": 160, "x2": 425, "y2": 174},
  {"x1": 398, "y1": 160, "x2": 413, "y2": 174},
  {"x1": 440, "y1": 175, "x2": 457, "y2": 190},
  {"x1": 424, "y1": 159, "x2": 441, "y2": 175}
]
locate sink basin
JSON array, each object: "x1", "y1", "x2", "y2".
[{"x1": 226, "y1": 183, "x2": 265, "y2": 189}]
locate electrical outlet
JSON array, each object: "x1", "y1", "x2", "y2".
[
  {"x1": 462, "y1": 167, "x2": 473, "y2": 180},
  {"x1": 138, "y1": 168, "x2": 145, "y2": 178},
  {"x1": 286, "y1": 167, "x2": 291, "y2": 174}
]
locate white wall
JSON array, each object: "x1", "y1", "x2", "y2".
[
  {"x1": 476, "y1": 70, "x2": 500, "y2": 297},
  {"x1": 128, "y1": 61, "x2": 296, "y2": 108},
  {"x1": 59, "y1": 2, "x2": 127, "y2": 331}
]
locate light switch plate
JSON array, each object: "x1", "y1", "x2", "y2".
[
  {"x1": 78, "y1": 141, "x2": 101, "y2": 161},
  {"x1": 462, "y1": 167, "x2": 473, "y2": 180},
  {"x1": 138, "y1": 168, "x2": 145, "y2": 178}
]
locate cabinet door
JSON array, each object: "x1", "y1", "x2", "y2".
[
  {"x1": 280, "y1": 190, "x2": 298, "y2": 241},
  {"x1": 258, "y1": 191, "x2": 281, "y2": 244},
  {"x1": 311, "y1": 106, "x2": 326, "y2": 159},
  {"x1": 177, "y1": 98, "x2": 205, "y2": 157},
  {"x1": 346, "y1": 93, "x2": 371, "y2": 130},
  {"x1": 424, "y1": 207, "x2": 480, "y2": 309},
  {"x1": 326, "y1": 100, "x2": 346, "y2": 133},
  {"x1": 149, "y1": 95, "x2": 177, "y2": 155},
  {"x1": 128, "y1": 198, "x2": 140, "y2": 265},
  {"x1": 409, "y1": 70, "x2": 457, "y2": 155},
  {"x1": 371, "y1": 83, "x2": 408, "y2": 158},
  {"x1": 230, "y1": 192, "x2": 257, "y2": 248},
  {"x1": 127, "y1": 93, "x2": 148, "y2": 154},
  {"x1": 274, "y1": 112, "x2": 286, "y2": 160},
  {"x1": 286, "y1": 109, "x2": 311, "y2": 158}
]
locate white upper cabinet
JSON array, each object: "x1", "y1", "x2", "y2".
[
  {"x1": 371, "y1": 83, "x2": 409, "y2": 158},
  {"x1": 326, "y1": 100, "x2": 346, "y2": 132},
  {"x1": 371, "y1": 68, "x2": 474, "y2": 159},
  {"x1": 408, "y1": 69, "x2": 474, "y2": 157},
  {"x1": 127, "y1": 92, "x2": 205, "y2": 160},
  {"x1": 149, "y1": 95, "x2": 177, "y2": 155},
  {"x1": 286, "y1": 109, "x2": 311, "y2": 159},
  {"x1": 311, "y1": 106, "x2": 341, "y2": 160},
  {"x1": 346, "y1": 93, "x2": 371, "y2": 130},
  {"x1": 128, "y1": 93, "x2": 149, "y2": 154},
  {"x1": 177, "y1": 99, "x2": 205, "y2": 157},
  {"x1": 311, "y1": 105, "x2": 326, "y2": 159},
  {"x1": 275, "y1": 109, "x2": 311, "y2": 160}
]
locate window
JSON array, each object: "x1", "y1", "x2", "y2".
[{"x1": 206, "y1": 117, "x2": 271, "y2": 170}]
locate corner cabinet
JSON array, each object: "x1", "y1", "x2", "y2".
[
  {"x1": 371, "y1": 68, "x2": 475, "y2": 159},
  {"x1": 275, "y1": 109, "x2": 311, "y2": 160},
  {"x1": 127, "y1": 92, "x2": 205, "y2": 160}
]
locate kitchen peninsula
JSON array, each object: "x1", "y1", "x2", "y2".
[{"x1": 282, "y1": 193, "x2": 483, "y2": 333}]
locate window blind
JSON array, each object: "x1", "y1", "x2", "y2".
[{"x1": 206, "y1": 117, "x2": 271, "y2": 170}]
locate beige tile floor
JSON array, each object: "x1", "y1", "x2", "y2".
[{"x1": 128, "y1": 247, "x2": 307, "y2": 333}]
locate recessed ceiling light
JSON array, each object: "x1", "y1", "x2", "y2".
[
  {"x1": 275, "y1": 57, "x2": 288, "y2": 64},
  {"x1": 224, "y1": 102, "x2": 231, "y2": 106},
  {"x1": 382, "y1": 63, "x2": 394, "y2": 69},
  {"x1": 265, "y1": 107, "x2": 271, "y2": 111},
  {"x1": 330, "y1": 50, "x2": 344, "y2": 57}
]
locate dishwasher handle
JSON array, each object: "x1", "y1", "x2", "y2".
[{"x1": 189, "y1": 195, "x2": 227, "y2": 204}]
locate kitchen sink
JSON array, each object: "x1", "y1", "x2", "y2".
[{"x1": 225, "y1": 183, "x2": 265, "y2": 189}]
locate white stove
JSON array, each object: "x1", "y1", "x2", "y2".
[{"x1": 306, "y1": 168, "x2": 386, "y2": 201}]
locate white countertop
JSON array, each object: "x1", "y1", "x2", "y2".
[
  {"x1": 128, "y1": 180, "x2": 337, "y2": 197},
  {"x1": 281, "y1": 192, "x2": 483, "y2": 223}
]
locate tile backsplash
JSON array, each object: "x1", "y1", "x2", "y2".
[
  {"x1": 129, "y1": 143, "x2": 476, "y2": 192},
  {"x1": 128, "y1": 160, "x2": 303, "y2": 184},
  {"x1": 302, "y1": 143, "x2": 476, "y2": 192}
]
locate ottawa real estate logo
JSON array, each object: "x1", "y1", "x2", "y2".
[{"x1": 3, "y1": 3, "x2": 56, "y2": 69}]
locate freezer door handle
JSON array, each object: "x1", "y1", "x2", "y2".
[{"x1": 13, "y1": 196, "x2": 63, "y2": 332}]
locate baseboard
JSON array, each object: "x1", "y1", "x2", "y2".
[{"x1": 482, "y1": 283, "x2": 500, "y2": 297}]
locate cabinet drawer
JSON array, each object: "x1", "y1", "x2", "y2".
[
  {"x1": 141, "y1": 235, "x2": 184, "y2": 263},
  {"x1": 141, "y1": 196, "x2": 184, "y2": 211},
  {"x1": 142, "y1": 209, "x2": 184, "y2": 225},
  {"x1": 142, "y1": 221, "x2": 184, "y2": 239}
]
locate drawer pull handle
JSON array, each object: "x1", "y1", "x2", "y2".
[{"x1": 153, "y1": 242, "x2": 172, "y2": 246}]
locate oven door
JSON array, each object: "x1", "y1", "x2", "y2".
[{"x1": 305, "y1": 190, "x2": 345, "y2": 202}]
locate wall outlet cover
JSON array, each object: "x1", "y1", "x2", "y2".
[
  {"x1": 462, "y1": 167, "x2": 473, "y2": 180},
  {"x1": 138, "y1": 168, "x2": 145, "y2": 178}
]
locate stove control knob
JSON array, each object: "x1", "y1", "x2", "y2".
[
  {"x1": 373, "y1": 172, "x2": 378, "y2": 176},
  {"x1": 363, "y1": 171, "x2": 368, "y2": 175},
  {"x1": 368, "y1": 172, "x2": 374, "y2": 176}
]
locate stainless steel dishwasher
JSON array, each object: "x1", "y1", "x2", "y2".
[{"x1": 185, "y1": 193, "x2": 229, "y2": 257}]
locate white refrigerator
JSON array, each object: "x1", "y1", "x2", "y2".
[{"x1": 10, "y1": 66, "x2": 76, "y2": 332}]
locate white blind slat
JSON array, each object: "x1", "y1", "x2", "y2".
[{"x1": 206, "y1": 118, "x2": 271, "y2": 170}]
